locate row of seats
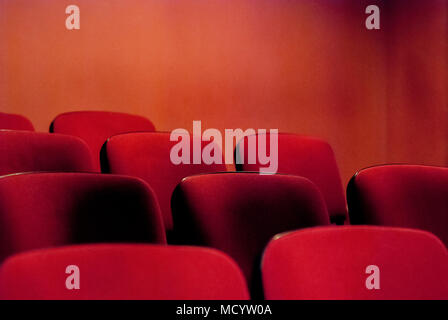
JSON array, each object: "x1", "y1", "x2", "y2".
[
  {"x1": 0, "y1": 111, "x2": 364, "y2": 226},
  {"x1": 0, "y1": 172, "x2": 327, "y2": 294},
  {"x1": 0, "y1": 111, "x2": 447, "y2": 299},
  {"x1": 0, "y1": 227, "x2": 446, "y2": 300},
  {"x1": 0, "y1": 169, "x2": 447, "y2": 298},
  {"x1": 0, "y1": 114, "x2": 447, "y2": 246}
]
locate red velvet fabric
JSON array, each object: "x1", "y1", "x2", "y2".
[
  {"x1": 102, "y1": 132, "x2": 226, "y2": 230},
  {"x1": 236, "y1": 133, "x2": 347, "y2": 224},
  {"x1": 0, "y1": 113, "x2": 34, "y2": 131},
  {"x1": 50, "y1": 111, "x2": 155, "y2": 171},
  {"x1": 262, "y1": 226, "x2": 448, "y2": 300},
  {"x1": 0, "y1": 173, "x2": 166, "y2": 263},
  {"x1": 0, "y1": 130, "x2": 94, "y2": 175},
  {"x1": 347, "y1": 165, "x2": 448, "y2": 247},
  {"x1": 0, "y1": 244, "x2": 249, "y2": 300},
  {"x1": 171, "y1": 172, "x2": 330, "y2": 293}
]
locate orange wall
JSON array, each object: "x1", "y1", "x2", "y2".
[
  {"x1": 385, "y1": 0, "x2": 448, "y2": 166},
  {"x1": 0, "y1": 0, "x2": 446, "y2": 185}
]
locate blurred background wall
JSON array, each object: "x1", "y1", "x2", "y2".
[{"x1": 0, "y1": 0, "x2": 446, "y2": 184}]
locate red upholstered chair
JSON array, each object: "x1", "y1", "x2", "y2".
[
  {"x1": 0, "y1": 244, "x2": 249, "y2": 300},
  {"x1": 262, "y1": 226, "x2": 448, "y2": 300},
  {"x1": 235, "y1": 133, "x2": 347, "y2": 224},
  {"x1": 171, "y1": 172, "x2": 330, "y2": 296},
  {"x1": 50, "y1": 111, "x2": 156, "y2": 171},
  {"x1": 101, "y1": 132, "x2": 226, "y2": 230},
  {"x1": 0, "y1": 173, "x2": 166, "y2": 263},
  {"x1": 347, "y1": 165, "x2": 448, "y2": 247},
  {"x1": 0, "y1": 113, "x2": 34, "y2": 131},
  {"x1": 0, "y1": 130, "x2": 94, "y2": 175}
]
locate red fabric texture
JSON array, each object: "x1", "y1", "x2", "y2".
[
  {"x1": 102, "y1": 132, "x2": 227, "y2": 230},
  {"x1": 0, "y1": 130, "x2": 94, "y2": 175},
  {"x1": 171, "y1": 172, "x2": 330, "y2": 291},
  {"x1": 262, "y1": 226, "x2": 448, "y2": 300},
  {"x1": 50, "y1": 111, "x2": 155, "y2": 171},
  {"x1": 347, "y1": 165, "x2": 448, "y2": 246},
  {"x1": 236, "y1": 133, "x2": 347, "y2": 224},
  {"x1": 0, "y1": 173, "x2": 166, "y2": 263},
  {"x1": 0, "y1": 113, "x2": 34, "y2": 131},
  {"x1": 0, "y1": 244, "x2": 249, "y2": 300}
]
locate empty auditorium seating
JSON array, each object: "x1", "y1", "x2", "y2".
[
  {"x1": 347, "y1": 165, "x2": 448, "y2": 246},
  {"x1": 0, "y1": 130, "x2": 94, "y2": 175},
  {"x1": 0, "y1": 244, "x2": 249, "y2": 300},
  {"x1": 0, "y1": 112, "x2": 34, "y2": 131},
  {"x1": 262, "y1": 226, "x2": 448, "y2": 300},
  {"x1": 50, "y1": 111, "x2": 156, "y2": 170},
  {"x1": 101, "y1": 132, "x2": 226, "y2": 230},
  {"x1": 235, "y1": 133, "x2": 348, "y2": 224},
  {"x1": 171, "y1": 172, "x2": 330, "y2": 296},
  {"x1": 0, "y1": 172, "x2": 165, "y2": 262}
]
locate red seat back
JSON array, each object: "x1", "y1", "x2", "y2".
[
  {"x1": 236, "y1": 133, "x2": 347, "y2": 224},
  {"x1": 0, "y1": 244, "x2": 249, "y2": 300},
  {"x1": 347, "y1": 165, "x2": 448, "y2": 246},
  {"x1": 102, "y1": 132, "x2": 226, "y2": 230},
  {"x1": 0, "y1": 173, "x2": 166, "y2": 262},
  {"x1": 0, "y1": 130, "x2": 94, "y2": 175},
  {"x1": 0, "y1": 113, "x2": 34, "y2": 131},
  {"x1": 50, "y1": 111, "x2": 155, "y2": 170},
  {"x1": 262, "y1": 226, "x2": 448, "y2": 300},
  {"x1": 171, "y1": 172, "x2": 330, "y2": 293}
]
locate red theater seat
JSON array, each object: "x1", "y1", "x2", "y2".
[
  {"x1": 347, "y1": 165, "x2": 448, "y2": 247},
  {"x1": 0, "y1": 112, "x2": 34, "y2": 131},
  {"x1": 0, "y1": 130, "x2": 94, "y2": 175},
  {"x1": 50, "y1": 111, "x2": 156, "y2": 171},
  {"x1": 262, "y1": 226, "x2": 448, "y2": 300},
  {"x1": 0, "y1": 244, "x2": 249, "y2": 300},
  {"x1": 171, "y1": 172, "x2": 330, "y2": 295},
  {"x1": 235, "y1": 133, "x2": 347, "y2": 224},
  {"x1": 101, "y1": 132, "x2": 226, "y2": 230},
  {"x1": 0, "y1": 173, "x2": 166, "y2": 262}
]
